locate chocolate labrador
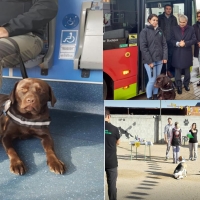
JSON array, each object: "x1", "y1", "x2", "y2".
[
  {"x1": 154, "y1": 74, "x2": 176, "y2": 100},
  {"x1": 0, "y1": 78, "x2": 65, "y2": 175}
]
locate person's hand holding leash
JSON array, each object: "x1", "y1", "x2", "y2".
[
  {"x1": 162, "y1": 60, "x2": 167, "y2": 63},
  {"x1": 149, "y1": 63, "x2": 154, "y2": 68},
  {"x1": 149, "y1": 63, "x2": 154, "y2": 77}
]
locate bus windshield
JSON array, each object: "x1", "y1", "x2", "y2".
[{"x1": 103, "y1": 0, "x2": 137, "y2": 48}]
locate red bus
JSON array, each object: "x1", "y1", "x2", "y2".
[{"x1": 103, "y1": 0, "x2": 197, "y2": 100}]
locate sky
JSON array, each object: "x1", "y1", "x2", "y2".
[{"x1": 104, "y1": 100, "x2": 200, "y2": 108}]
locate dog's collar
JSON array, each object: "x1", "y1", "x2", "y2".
[
  {"x1": 3, "y1": 100, "x2": 51, "y2": 128},
  {"x1": 160, "y1": 87, "x2": 174, "y2": 92}
]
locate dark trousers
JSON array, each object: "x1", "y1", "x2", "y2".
[
  {"x1": 105, "y1": 167, "x2": 118, "y2": 200},
  {"x1": 175, "y1": 67, "x2": 190, "y2": 88}
]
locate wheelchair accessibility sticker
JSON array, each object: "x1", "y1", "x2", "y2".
[{"x1": 59, "y1": 30, "x2": 78, "y2": 60}]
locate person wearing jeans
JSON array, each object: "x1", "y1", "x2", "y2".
[
  {"x1": 171, "y1": 122, "x2": 182, "y2": 164},
  {"x1": 164, "y1": 118, "x2": 174, "y2": 160},
  {"x1": 144, "y1": 61, "x2": 163, "y2": 100},
  {"x1": 188, "y1": 123, "x2": 198, "y2": 161},
  {"x1": 140, "y1": 14, "x2": 168, "y2": 100}
]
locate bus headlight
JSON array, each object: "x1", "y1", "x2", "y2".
[{"x1": 123, "y1": 70, "x2": 130, "y2": 75}]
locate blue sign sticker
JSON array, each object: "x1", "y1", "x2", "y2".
[
  {"x1": 61, "y1": 30, "x2": 78, "y2": 45},
  {"x1": 62, "y1": 14, "x2": 79, "y2": 29}
]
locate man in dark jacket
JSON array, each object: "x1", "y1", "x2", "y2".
[
  {"x1": 158, "y1": 4, "x2": 178, "y2": 76},
  {"x1": 105, "y1": 108, "x2": 120, "y2": 200},
  {"x1": 193, "y1": 11, "x2": 200, "y2": 86},
  {"x1": 0, "y1": 0, "x2": 58, "y2": 82},
  {"x1": 171, "y1": 14, "x2": 197, "y2": 94}
]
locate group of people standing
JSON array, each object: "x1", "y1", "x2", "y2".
[
  {"x1": 140, "y1": 4, "x2": 200, "y2": 99},
  {"x1": 164, "y1": 118, "x2": 198, "y2": 164}
]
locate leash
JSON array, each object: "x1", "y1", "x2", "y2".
[
  {"x1": 5, "y1": 37, "x2": 28, "y2": 79},
  {"x1": 150, "y1": 63, "x2": 166, "y2": 77}
]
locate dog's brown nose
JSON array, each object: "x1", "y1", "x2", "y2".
[{"x1": 26, "y1": 97, "x2": 35, "y2": 103}]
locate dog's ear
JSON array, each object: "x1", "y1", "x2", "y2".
[
  {"x1": 179, "y1": 156, "x2": 183, "y2": 161},
  {"x1": 9, "y1": 81, "x2": 19, "y2": 104},
  {"x1": 48, "y1": 86, "x2": 57, "y2": 107}
]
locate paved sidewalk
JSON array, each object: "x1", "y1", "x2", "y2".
[
  {"x1": 132, "y1": 58, "x2": 200, "y2": 100},
  {"x1": 105, "y1": 142, "x2": 200, "y2": 200}
]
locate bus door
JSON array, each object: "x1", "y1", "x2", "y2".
[{"x1": 138, "y1": 0, "x2": 197, "y2": 94}]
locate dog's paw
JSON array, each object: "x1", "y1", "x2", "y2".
[
  {"x1": 10, "y1": 159, "x2": 26, "y2": 175},
  {"x1": 47, "y1": 159, "x2": 66, "y2": 174}
]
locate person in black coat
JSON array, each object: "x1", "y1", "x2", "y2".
[
  {"x1": 158, "y1": 4, "x2": 178, "y2": 76},
  {"x1": 140, "y1": 14, "x2": 168, "y2": 100},
  {"x1": 171, "y1": 14, "x2": 197, "y2": 94},
  {"x1": 0, "y1": 0, "x2": 58, "y2": 86},
  {"x1": 193, "y1": 11, "x2": 200, "y2": 86}
]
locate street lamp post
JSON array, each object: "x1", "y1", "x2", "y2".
[{"x1": 160, "y1": 100, "x2": 162, "y2": 143}]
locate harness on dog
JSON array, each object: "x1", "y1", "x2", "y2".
[{"x1": 2, "y1": 100, "x2": 51, "y2": 128}]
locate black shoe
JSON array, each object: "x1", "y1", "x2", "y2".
[
  {"x1": 177, "y1": 87, "x2": 182, "y2": 94},
  {"x1": 153, "y1": 94, "x2": 158, "y2": 100},
  {"x1": 184, "y1": 86, "x2": 190, "y2": 91},
  {"x1": 147, "y1": 97, "x2": 152, "y2": 100}
]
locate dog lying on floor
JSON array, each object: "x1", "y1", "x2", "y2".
[
  {"x1": 0, "y1": 78, "x2": 65, "y2": 175},
  {"x1": 173, "y1": 156, "x2": 187, "y2": 180},
  {"x1": 154, "y1": 74, "x2": 176, "y2": 100}
]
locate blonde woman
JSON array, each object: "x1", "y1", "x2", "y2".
[
  {"x1": 188, "y1": 123, "x2": 198, "y2": 161},
  {"x1": 171, "y1": 122, "x2": 182, "y2": 163}
]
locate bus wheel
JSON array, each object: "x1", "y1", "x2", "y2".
[{"x1": 103, "y1": 79, "x2": 107, "y2": 100}]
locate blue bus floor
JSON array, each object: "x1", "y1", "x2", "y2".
[{"x1": 0, "y1": 109, "x2": 104, "y2": 200}]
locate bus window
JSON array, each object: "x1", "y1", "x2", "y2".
[
  {"x1": 192, "y1": 0, "x2": 197, "y2": 25},
  {"x1": 173, "y1": 3, "x2": 184, "y2": 23},
  {"x1": 103, "y1": 0, "x2": 137, "y2": 43}
]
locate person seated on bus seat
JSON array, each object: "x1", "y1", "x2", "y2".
[
  {"x1": 139, "y1": 14, "x2": 168, "y2": 100},
  {"x1": 0, "y1": 0, "x2": 58, "y2": 86},
  {"x1": 158, "y1": 4, "x2": 178, "y2": 78}
]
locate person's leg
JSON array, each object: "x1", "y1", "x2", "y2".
[
  {"x1": 106, "y1": 167, "x2": 118, "y2": 200},
  {"x1": 198, "y1": 50, "x2": 200, "y2": 86},
  {"x1": 189, "y1": 142, "x2": 193, "y2": 160},
  {"x1": 166, "y1": 138, "x2": 171, "y2": 159},
  {"x1": 0, "y1": 33, "x2": 43, "y2": 68},
  {"x1": 176, "y1": 146, "x2": 180, "y2": 163},
  {"x1": 153, "y1": 60, "x2": 163, "y2": 96},
  {"x1": 194, "y1": 143, "x2": 198, "y2": 160},
  {"x1": 175, "y1": 68, "x2": 182, "y2": 88},
  {"x1": 144, "y1": 63, "x2": 157, "y2": 99},
  {"x1": 172, "y1": 146, "x2": 176, "y2": 163},
  {"x1": 183, "y1": 67, "x2": 191, "y2": 88},
  {"x1": 167, "y1": 42, "x2": 173, "y2": 73}
]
